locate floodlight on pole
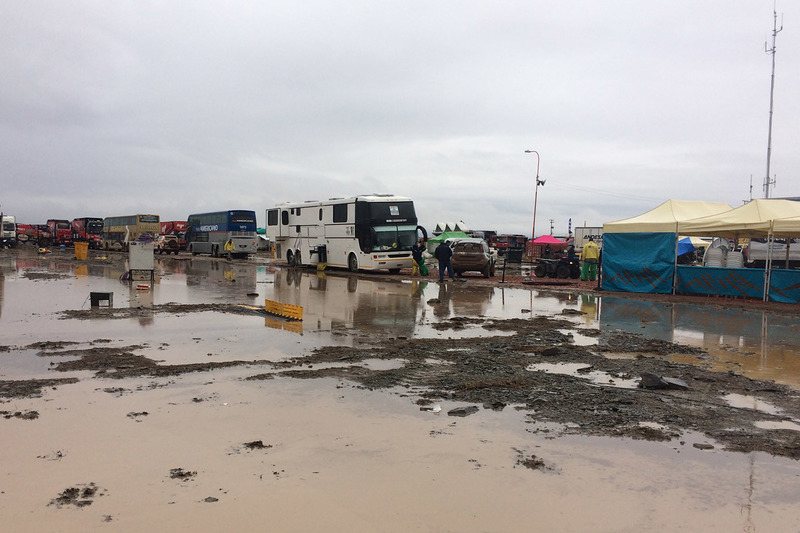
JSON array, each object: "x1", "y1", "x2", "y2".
[{"x1": 524, "y1": 150, "x2": 545, "y2": 242}]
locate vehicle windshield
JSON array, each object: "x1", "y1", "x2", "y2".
[
  {"x1": 370, "y1": 224, "x2": 417, "y2": 251},
  {"x1": 87, "y1": 221, "x2": 103, "y2": 234}
]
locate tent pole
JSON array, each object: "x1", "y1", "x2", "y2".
[
  {"x1": 671, "y1": 232, "x2": 679, "y2": 295},
  {"x1": 763, "y1": 231, "x2": 773, "y2": 301}
]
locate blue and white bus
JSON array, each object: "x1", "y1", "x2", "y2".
[
  {"x1": 186, "y1": 210, "x2": 258, "y2": 257},
  {"x1": 266, "y1": 195, "x2": 423, "y2": 273}
]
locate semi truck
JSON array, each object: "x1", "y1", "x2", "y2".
[
  {"x1": 72, "y1": 217, "x2": 104, "y2": 248},
  {"x1": 573, "y1": 226, "x2": 603, "y2": 255},
  {"x1": 46, "y1": 219, "x2": 73, "y2": 246},
  {"x1": 1, "y1": 215, "x2": 16, "y2": 247}
]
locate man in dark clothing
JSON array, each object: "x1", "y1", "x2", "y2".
[
  {"x1": 434, "y1": 241, "x2": 455, "y2": 282},
  {"x1": 411, "y1": 239, "x2": 425, "y2": 276}
]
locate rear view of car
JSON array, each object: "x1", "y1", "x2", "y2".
[
  {"x1": 155, "y1": 234, "x2": 180, "y2": 255},
  {"x1": 451, "y1": 238, "x2": 495, "y2": 278}
]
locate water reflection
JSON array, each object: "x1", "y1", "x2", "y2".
[
  {"x1": 597, "y1": 295, "x2": 800, "y2": 387},
  {"x1": 185, "y1": 259, "x2": 257, "y2": 297},
  {"x1": 271, "y1": 269, "x2": 423, "y2": 337}
]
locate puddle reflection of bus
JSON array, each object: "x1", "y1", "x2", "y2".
[
  {"x1": 185, "y1": 259, "x2": 257, "y2": 296},
  {"x1": 271, "y1": 269, "x2": 421, "y2": 337}
]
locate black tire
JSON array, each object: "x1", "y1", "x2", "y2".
[
  {"x1": 286, "y1": 250, "x2": 294, "y2": 266},
  {"x1": 294, "y1": 251, "x2": 301, "y2": 267},
  {"x1": 570, "y1": 266, "x2": 581, "y2": 279},
  {"x1": 556, "y1": 264, "x2": 570, "y2": 279},
  {"x1": 534, "y1": 264, "x2": 547, "y2": 278},
  {"x1": 348, "y1": 253, "x2": 358, "y2": 273},
  {"x1": 212, "y1": 245, "x2": 219, "y2": 258},
  {"x1": 388, "y1": 268, "x2": 400, "y2": 274},
  {"x1": 482, "y1": 265, "x2": 490, "y2": 278}
]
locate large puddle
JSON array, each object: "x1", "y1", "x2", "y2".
[
  {"x1": 2, "y1": 251, "x2": 800, "y2": 531},
  {"x1": 4, "y1": 254, "x2": 799, "y2": 386}
]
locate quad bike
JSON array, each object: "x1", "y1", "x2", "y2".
[{"x1": 532, "y1": 256, "x2": 581, "y2": 279}]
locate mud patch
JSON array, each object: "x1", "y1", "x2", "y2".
[
  {"x1": 23, "y1": 271, "x2": 72, "y2": 281},
  {"x1": 49, "y1": 483, "x2": 105, "y2": 508},
  {"x1": 59, "y1": 303, "x2": 268, "y2": 320},
  {"x1": 1, "y1": 410, "x2": 39, "y2": 420},
  {"x1": 169, "y1": 468, "x2": 197, "y2": 481},
  {"x1": 0, "y1": 378, "x2": 79, "y2": 398},
  {"x1": 42, "y1": 344, "x2": 270, "y2": 379}
]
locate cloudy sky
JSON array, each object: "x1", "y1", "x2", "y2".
[{"x1": 2, "y1": 1, "x2": 798, "y2": 237}]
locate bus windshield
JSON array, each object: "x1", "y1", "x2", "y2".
[{"x1": 370, "y1": 224, "x2": 417, "y2": 251}]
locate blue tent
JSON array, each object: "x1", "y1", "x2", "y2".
[{"x1": 677, "y1": 237, "x2": 695, "y2": 256}]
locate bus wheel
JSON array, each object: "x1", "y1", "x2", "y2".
[
  {"x1": 212, "y1": 245, "x2": 219, "y2": 258},
  {"x1": 348, "y1": 253, "x2": 358, "y2": 273},
  {"x1": 388, "y1": 268, "x2": 400, "y2": 274}
]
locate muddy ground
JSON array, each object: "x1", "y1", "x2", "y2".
[{"x1": 3, "y1": 247, "x2": 800, "y2": 461}]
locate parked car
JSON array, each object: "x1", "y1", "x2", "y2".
[
  {"x1": 451, "y1": 238, "x2": 495, "y2": 278},
  {"x1": 154, "y1": 234, "x2": 180, "y2": 255}
]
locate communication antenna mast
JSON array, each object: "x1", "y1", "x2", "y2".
[{"x1": 763, "y1": 3, "x2": 783, "y2": 198}]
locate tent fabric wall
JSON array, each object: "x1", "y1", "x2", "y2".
[
  {"x1": 675, "y1": 266, "x2": 764, "y2": 299},
  {"x1": 602, "y1": 233, "x2": 676, "y2": 294},
  {"x1": 769, "y1": 270, "x2": 800, "y2": 303}
]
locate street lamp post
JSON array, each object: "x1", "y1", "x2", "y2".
[{"x1": 524, "y1": 150, "x2": 545, "y2": 243}]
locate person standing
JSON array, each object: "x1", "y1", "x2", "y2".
[
  {"x1": 411, "y1": 239, "x2": 425, "y2": 276},
  {"x1": 581, "y1": 236, "x2": 600, "y2": 281},
  {"x1": 224, "y1": 238, "x2": 235, "y2": 261},
  {"x1": 434, "y1": 240, "x2": 455, "y2": 282}
]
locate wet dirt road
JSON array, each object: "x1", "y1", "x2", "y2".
[{"x1": 2, "y1": 247, "x2": 800, "y2": 532}]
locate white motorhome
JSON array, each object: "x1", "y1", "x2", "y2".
[{"x1": 266, "y1": 195, "x2": 420, "y2": 273}]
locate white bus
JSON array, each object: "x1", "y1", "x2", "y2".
[{"x1": 266, "y1": 195, "x2": 422, "y2": 273}]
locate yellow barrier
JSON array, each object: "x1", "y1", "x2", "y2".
[{"x1": 264, "y1": 298, "x2": 303, "y2": 321}]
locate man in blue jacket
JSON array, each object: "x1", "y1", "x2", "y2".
[{"x1": 434, "y1": 241, "x2": 455, "y2": 282}]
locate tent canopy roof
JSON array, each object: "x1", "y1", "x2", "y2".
[
  {"x1": 532, "y1": 235, "x2": 565, "y2": 244},
  {"x1": 679, "y1": 199, "x2": 800, "y2": 238},
  {"x1": 773, "y1": 216, "x2": 800, "y2": 237},
  {"x1": 603, "y1": 200, "x2": 732, "y2": 234},
  {"x1": 427, "y1": 231, "x2": 470, "y2": 243}
]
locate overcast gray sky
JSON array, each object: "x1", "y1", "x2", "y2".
[{"x1": 2, "y1": 1, "x2": 798, "y2": 237}]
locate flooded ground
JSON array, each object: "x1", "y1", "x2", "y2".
[{"x1": 2, "y1": 247, "x2": 800, "y2": 531}]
